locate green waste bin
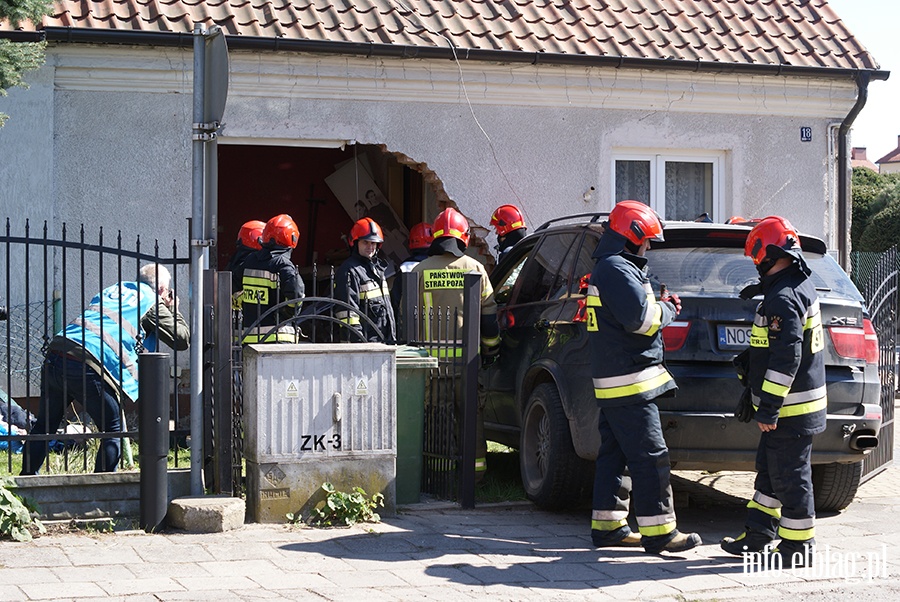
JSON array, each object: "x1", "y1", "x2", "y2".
[{"x1": 396, "y1": 345, "x2": 438, "y2": 504}]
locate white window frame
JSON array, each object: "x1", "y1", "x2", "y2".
[{"x1": 610, "y1": 150, "x2": 724, "y2": 221}]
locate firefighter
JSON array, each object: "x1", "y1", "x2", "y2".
[
  {"x1": 226, "y1": 219, "x2": 265, "y2": 303},
  {"x1": 587, "y1": 200, "x2": 701, "y2": 553},
  {"x1": 490, "y1": 204, "x2": 527, "y2": 261},
  {"x1": 335, "y1": 217, "x2": 396, "y2": 344},
  {"x1": 412, "y1": 207, "x2": 500, "y2": 482},
  {"x1": 721, "y1": 216, "x2": 826, "y2": 568},
  {"x1": 240, "y1": 214, "x2": 304, "y2": 343},
  {"x1": 390, "y1": 221, "x2": 434, "y2": 314}
]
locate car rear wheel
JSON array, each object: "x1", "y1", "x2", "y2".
[
  {"x1": 520, "y1": 383, "x2": 592, "y2": 510},
  {"x1": 812, "y1": 461, "x2": 862, "y2": 512}
]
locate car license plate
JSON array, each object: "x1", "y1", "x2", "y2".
[{"x1": 717, "y1": 324, "x2": 751, "y2": 351}]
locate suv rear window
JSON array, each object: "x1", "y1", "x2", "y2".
[{"x1": 645, "y1": 247, "x2": 864, "y2": 301}]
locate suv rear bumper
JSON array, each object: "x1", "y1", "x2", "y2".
[{"x1": 662, "y1": 403, "x2": 882, "y2": 471}]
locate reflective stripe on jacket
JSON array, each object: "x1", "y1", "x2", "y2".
[
  {"x1": 240, "y1": 246, "x2": 304, "y2": 338},
  {"x1": 748, "y1": 263, "x2": 826, "y2": 435},
  {"x1": 587, "y1": 231, "x2": 676, "y2": 407},
  {"x1": 334, "y1": 252, "x2": 396, "y2": 344}
]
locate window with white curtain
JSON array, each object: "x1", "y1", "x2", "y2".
[{"x1": 612, "y1": 151, "x2": 723, "y2": 221}]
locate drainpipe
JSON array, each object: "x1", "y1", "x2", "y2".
[{"x1": 838, "y1": 71, "x2": 872, "y2": 270}]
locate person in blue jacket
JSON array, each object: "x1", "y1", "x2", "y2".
[
  {"x1": 21, "y1": 264, "x2": 189, "y2": 474},
  {"x1": 586, "y1": 200, "x2": 701, "y2": 554}
]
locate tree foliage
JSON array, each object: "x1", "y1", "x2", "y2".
[
  {"x1": 854, "y1": 168, "x2": 900, "y2": 252},
  {"x1": 0, "y1": 0, "x2": 51, "y2": 126}
]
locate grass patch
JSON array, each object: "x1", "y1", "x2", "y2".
[
  {"x1": 476, "y1": 442, "x2": 527, "y2": 504},
  {"x1": 0, "y1": 438, "x2": 192, "y2": 477}
]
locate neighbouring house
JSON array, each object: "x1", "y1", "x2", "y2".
[
  {"x1": 0, "y1": 0, "x2": 889, "y2": 279},
  {"x1": 851, "y1": 147, "x2": 879, "y2": 173},
  {"x1": 876, "y1": 136, "x2": 900, "y2": 175}
]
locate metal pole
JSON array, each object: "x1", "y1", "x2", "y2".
[
  {"x1": 139, "y1": 352, "x2": 170, "y2": 532},
  {"x1": 190, "y1": 24, "x2": 207, "y2": 495},
  {"x1": 459, "y1": 273, "x2": 481, "y2": 509}
]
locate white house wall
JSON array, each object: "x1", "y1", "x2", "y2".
[{"x1": 0, "y1": 44, "x2": 859, "y2": 263}]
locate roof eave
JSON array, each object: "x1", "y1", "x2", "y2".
[{"x1": 8, "y1": 28, "x2": 892, "y2": 82}]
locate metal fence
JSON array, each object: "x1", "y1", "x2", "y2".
[
  {"x1": 0, "y1": 219, "x2": 189, "y2": 475},
  {"x1": 850, "y1": 248, "x2": 898, "y2": 480}
]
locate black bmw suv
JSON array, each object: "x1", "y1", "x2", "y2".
[{"x1": 481, "y1": 214, "x2": 883, "y2": 511}]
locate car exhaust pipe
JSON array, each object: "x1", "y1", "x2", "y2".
[{"x1": 849, "y1": 433, "x2": 878, "y2": 450}]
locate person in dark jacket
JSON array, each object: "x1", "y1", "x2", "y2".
[
  {"x1": 335, "y1": 217, "x2": 396, "y2": 344},
  {"x1": 490, "y1": 204, "x2": 527, "y2": 262},
  {"x1": 390, "y1": 221, "x2": 433, "y2": 315},
  {"x1": 721, "y1": 216, "x2": 826, "y2": 568},
  {"x1": 226, "y1": 219, "x2": 265, "y2": 301},
  {"x1": 22, "y1": 264, "x2": 189, "y2": 474},
  {"x1": 586, "y1": 200, "x2": 701, "y2": 554},
  {"x1": 240, "y1": 214, "x2": 305, "y2": 343}
]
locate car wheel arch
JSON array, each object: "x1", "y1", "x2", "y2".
[{"x1": 519, "y1": 359, "x2": 596, "y2": 460}]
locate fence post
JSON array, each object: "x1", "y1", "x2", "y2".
[
  {"x1": 459, "y1": 273, "x2": 481, "y2": 509},
  {"x1": 139, "y1": 352, "x2": 171, "y2": 532},
  {"x1": 400, "y1": 271, "x2": 419, "y2": 344}
]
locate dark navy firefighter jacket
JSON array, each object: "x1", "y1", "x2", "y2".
[
  {"x1": 748, "y1": 262, "x2": 827, "y2": 436},
  {"x1": 586, "y1": 230, "x2": 678, "y2": 407}
]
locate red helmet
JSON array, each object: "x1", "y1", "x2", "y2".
[
  {"x1": 237, "y1": 220, "x2": 265, "y2": 250},
  {"x1": 432, "y1": 208, "x2": 470, "y2": 246},
  {"x1": 490, "y1": 204, "x2": 526, "y2": 237},
  {"x1": 608, "y1": 200, "x2": 665, "y2": 245},
  {"x1": 350, "y1": 217, "x2": 384, "y2": 246},
  {"x1": 261, "y1": 214, "x2": 300, "y2": 249},
  {"x1": 408, "y1": 222, "x2": 434, "y2": 251},
  {"x1": 744, "y1": 215, "x2": 801, "y2": 265}
]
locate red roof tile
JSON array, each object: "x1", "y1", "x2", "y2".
[{"x1": 0, "y1": 0, "x2": 884, "y2": 72}]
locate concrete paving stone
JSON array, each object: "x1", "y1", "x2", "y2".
[
  {"x1": 64, "y1": 542, "x2": 144, "y2": 566},
  {"x1": 656, "y1": 569, "x2": 747, "y2": 592},
  {"x1": 201, "y1": 539, "x2": 301, "y2": 561},
  {"x1": 155, "y1": 589, "x2": 261, "y2": 601},
  {"x1": 195, "y1": 557, "x2": 287, "y2": 577},
  {"x1": 0, "y1": 567, "x2": 64, "y2": 584},
  {"x1": 249, "y1": 570, "x2": 340, "y2": 590},
  {"x1": 98, "y1": 576, "x2": 186, "y2": 596},
  {"x1": 323, "y1": 567, "x2": 413, "y2": 588},
  {"x1": 529, "y1": 535, "x2": 595, "y2": 551},
  {"x1": 51, "y1": 563, "x2": 137, "y2": 583},
  {"x1": 394, "y1": 532, "x2": 489, "y2": 551},
  {"x1": 478, "y1": 582, "x2": 557, "y2": 601},
  {"x1": 458, "y1": 561, "x2": 548, "y2": 585},
  {"x1": 476, "y1": 551, "x2": 555, "y2": 566},
  {"x1": 338, "y1": 553, "x2": 421, "y2": 570},
  {"x1": 171, "y1": 574, "x2": 259, "y2": 591},
  {"x1": 0, "y1": 543, "x2": 75, "y2": 568},
  {"x1": 0, "y1": 585, "x2": 26, "y2": 601},
  {"x1": 584, "y1": 577, "x2": 683, "y2": 600},
  {"x1": 266, "y1": 550, "x2": 357, "y2": 573},
  {"x1": 132, "y1": 541, "x2": 218, "y2": 563},
  {"x1": 389, "y1": 565, "x2": 484, "y2": 586},
  {"x1": 302, "y1": 585, "x2": 408, "y2": 602},
  {"x1": 408, "y1": 550, "x2": 494, "y2": 567},
  {"x1": 79, "y1": 596, "x2": 159, "y2": 602},
  {"x1": 20, "y1": 580, "x2": 108, "y2": 600},
  {"x1": 126, "y1": 560, "x2": 215, "y2": 579},
  {"x1": 521, "y1": 560, "x2": 610, "y2": 582}
]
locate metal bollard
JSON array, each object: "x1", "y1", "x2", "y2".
[{"x1": 139, "y1": 352, "x2": 170, "y2": 532}]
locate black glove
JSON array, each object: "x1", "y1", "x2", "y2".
[
  {"x1": 735, "y1": 387, "x2": 756, "y2": 423},
  {"x1": 739, "y1": 283, "x2": 763, "y2": 300},
  {"x1": 659, "y1": 285, "x2": 682, "y2": 316}
]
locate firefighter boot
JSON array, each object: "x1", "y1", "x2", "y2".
[
  {"x1": 592, "y1": 525, "x2": 642, "y2": 548},
  {"x1": 644, "y1": 530, "x2": 702, "y2": 554},
  {"x1": 720, "y1": 529, "x2": 774, "y2": 556},
  {"x1": 772, "y1": 539, "x2": 816, "y2": 569}
]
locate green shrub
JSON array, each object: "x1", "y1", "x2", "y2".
[
  {"x1": 0, "y1": 477, "x2": 45, "y2": 541},
  {"x1": 301, "y1": 482, "x2": 384, "y2": 527},
  {"x1": 858, "y1": 188, "x2": 900, "y2": 252}
]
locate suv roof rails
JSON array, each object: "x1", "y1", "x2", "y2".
[{"x1": 535, "y1": 212, "x2": 610, "y2": 233}]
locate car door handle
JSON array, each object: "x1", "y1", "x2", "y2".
[{"x1": 535, "y1": 318, "x2": 550, "y2": 331}]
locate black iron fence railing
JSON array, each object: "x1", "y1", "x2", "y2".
[{"x1": 0, "y1": 219, "x2": 189, "y2": 475}]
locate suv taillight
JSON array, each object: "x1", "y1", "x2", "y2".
[
  {"x1": 662, "y1": 321, "x2": 690, "y2": 351},
  {"x1": 864, "y1": 318, "x2": 879, "y2": 364},
  {"x1": 828, "y1": 320, "x2": 879, "y2": 364}
]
